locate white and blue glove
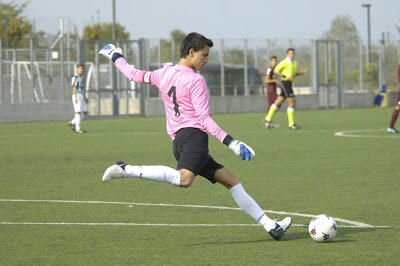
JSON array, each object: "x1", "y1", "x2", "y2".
[
  {"x1": 228, "y1": 139, "x2": 256, "y2": 161},
  {"x1": 99, "y1": 44, "x2": 123, "y2": 61}
]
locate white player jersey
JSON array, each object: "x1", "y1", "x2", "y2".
[{"x1": 71, "y1": 75, "x2": 85, "y2": 93}]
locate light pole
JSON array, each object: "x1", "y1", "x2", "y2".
[
  {"x1": 112, "y1": 0, "x2": 116, "y2": 40},
  {"x1": 111, "y1": 0, "x2": 118, "y2": 116},
  {"x1": 362, "y1": 4, "x2": 371, "y2": 64}
]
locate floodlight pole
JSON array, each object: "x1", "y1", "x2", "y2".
[
  {"x1": 111, "y1": 0, "x2": 118, "y2": 116},
  {"x1": 362, "y1": 4, "x2": 371, "y2": 64},
  {"x1": 112, "y1": 0, "x2": 116, "y2": 41}
]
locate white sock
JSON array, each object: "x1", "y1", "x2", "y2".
[
  {"x1": 70, "y1": 117, "x2": 76, "y2": 125},
  {"x1": 124, "y1": 165, "x2": 181, "y2": 186},
  {"x1": 75, "y1": 114, "x2": 81, "y2": 131},
  {"x1": 230, "y1": 183, "x2": 276, "y2": 231}
]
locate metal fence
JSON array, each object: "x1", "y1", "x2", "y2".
[
  {"x1": 79, "y1": 39, "x2": 144, "y2": 116},
  {"x1": 0, "y1": 38, "x2": 79, "y2": 104},
  {"x1": 1, "y1": 37, "x2": 399, "y2": 115}
]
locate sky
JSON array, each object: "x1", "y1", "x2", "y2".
[{"x1": 12, "y1": 0, "x2": 400, "y2": 41}]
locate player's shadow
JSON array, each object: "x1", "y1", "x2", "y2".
[
  {"x1": 188, "y1": 227, "x2": 383, "y2": 246},
  {"x1": 188, "y1": 231, "x2": 310, "y2": 246},
  {"x1": 286, "y1": 226, "x2": 386, "y2": 243},
  {"x1": 187, "y1": 238, "x2": 271, "y2": 246}
]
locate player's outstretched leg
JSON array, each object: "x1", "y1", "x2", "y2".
[
  {"x1": 265, "y1": 104, "x2": 278, "y2": 129},
  {"x1": 287, "y1": 97, "x2": 300, "y2": 130},
  {"x1": 215, "y1": 168, "x2": 292, "y2": 241},
  {"x1": 102, "y1": 161, "x2": 181, "y2": 186},
  {"x1": 68, "y1": 118, "x2": 76, "y2": 131},
  {"x1": 265, "y1": 96, "x2": 285, "y2": 129}
]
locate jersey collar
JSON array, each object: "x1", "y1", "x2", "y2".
[{"x1": 175, "y1": 64, "x2": 195, "y2": 72}]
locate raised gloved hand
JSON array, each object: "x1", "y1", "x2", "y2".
[
  {"x1": 228, "y1": 139, "x2": 256, "y2": 161},
  {"x1": 99, "y1": 44, "x2": 123, "y2": 61}
]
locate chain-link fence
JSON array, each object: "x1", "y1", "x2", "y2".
[
  {"x1": 0, "y1": 37, "x2": 79, "y2": 104},
  {"x1": 145, "y1": 38, "x2": 313, "y2": 97},
  {"x1": 1, "y1": 37, "x2": 399, "y2": 119},
  {"x1": 81, "y1": 39, "x2": 143, "y2": 116}
]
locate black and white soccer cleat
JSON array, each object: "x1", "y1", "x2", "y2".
[{"x1": 268, "y1": 217, "x2": 292, "y2": 241}]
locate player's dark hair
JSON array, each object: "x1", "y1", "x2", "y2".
[
  {"x1": 270, "y1": 55, "x2": 277, "y2": 60},
  {"x1": 77, "y1": 64, "x2": 84, "y2": 68},
  {"x1": 287, "y1": 48, "x2": 295, "y2": 53},
  {"x1": 180, "y1": 32, "x2": 213, "y2": 58}
]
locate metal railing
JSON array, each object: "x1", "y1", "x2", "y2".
[{"x1": 1, "y1": 37, "x2": 399, "y2": 113}]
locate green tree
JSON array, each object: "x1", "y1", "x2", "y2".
[
  {"x1": 225, "y1": 48, "x2": 255, "y2": 66},
  {"x1": 322, "y1": 15, "x2": 377, "y2": 89},
  {"x1": 0, "y1": 1, "x2": 33, "y2": 47},
  {"x1": 323, "y1": 15, "x2": 360, "y2": 46},
  {"x1": 148, "y1": 29, "x2": 186, "y2": 64},
  {"x1": 82, "y1": 22, "x2": 130, "y2": 61},
  {"x1": 170, "y1": 29, "x2": 186, "y2": 60},
  {"x1": 83, "y1": 22, "x2": 130, "y2": 40}
]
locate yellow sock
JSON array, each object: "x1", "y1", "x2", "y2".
[
  {"x1": 265, "y1": 104, "x2": 278, "y2": 122},
  {"x1": 287, "y1": 108, "x2": 295, "y2": 127}
]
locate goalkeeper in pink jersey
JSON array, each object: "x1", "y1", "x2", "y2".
[{"x1": 99, "y1": 33, "x2": 291, "y2": 241}]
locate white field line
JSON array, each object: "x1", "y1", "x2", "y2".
[
  {"x1": 0, "y1": 222, "x2": 398, "y2": 229},
  {"x1": 0, "y1": 129, "x2": 334, "y2": 138},
  {"x1": 0, "y1": 198, "x2": 373, "y2": 228},
  {"x1": 334, "y1": 128, "x2": 400, "y2": 138},
  {"x1": 0, "y1": 222, "x2": 283, "y2": 227}
]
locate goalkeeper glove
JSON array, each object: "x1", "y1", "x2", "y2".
[
  {"x1": 228, "y1": 139, "x2": 255, "y2": 161},
  {"x1": 99, "y1": 44, "x2": 123, "y2": 61}
]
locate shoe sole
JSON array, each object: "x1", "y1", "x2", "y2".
[{"x1": 102, "y1": 165, "x2": 125, "y2": 183}]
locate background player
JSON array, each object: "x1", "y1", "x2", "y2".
[
  {"x1": 99, "y1": 33, "x2": 291, "y2": 241},
  {"x1": 387, "y1": 65, "x2": 400, "y2": 133},
  {"x1": 69, "y1": 64, "x2": 88, "y2": 133},
  {"x1": 264, "y1": 55, "x2": 280, "y2": 128},
  {"x1": 265, "y1": 48, "x2": 306, "y2": 130}
]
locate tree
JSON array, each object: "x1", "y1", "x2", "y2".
[
  {"x1": 148, "y1": 29, "x2": 186, "y2": 63},
  {"x1": 323, "y1": 15, "x2": 370, "y2": 89},
  {"x1": 323, "y1": 15, "x2": 360, "y2": 46},
  {"x1": 0, "y1": 1, "x2": 33, "y2": 47},
  {"x1": 170, "y1": 29, "x2": 186, "y2": 61},
  {"x1": 82, "y1": 22, "x2": 130, "y2": 60},
  {"x1": 83, "y1": 22, "x2": 130, "y2": 40}
]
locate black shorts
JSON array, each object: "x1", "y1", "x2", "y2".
[
  {"x1": 280, "y1": 80, "x2": 295, "y2": 97},
  {"x1": 173, "y1": 128, "x2": 224, "y2": 184}
]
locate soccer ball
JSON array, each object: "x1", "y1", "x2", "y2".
[{"x1": 308, "y1": 214, "x2": 338, "y2": 242}]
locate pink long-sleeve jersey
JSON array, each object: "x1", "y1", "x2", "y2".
[{"x1": 114, "y1": 57, "x2": 228, "y2": 142}]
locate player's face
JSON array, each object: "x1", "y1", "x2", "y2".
[
  {"x1": 77, "y1": 66, "x2": 84, "y2": 75},
  {"x1": 270, "y1": 58, "x2": 277, "y2": 67},
  {"x1": 192, "y1": 45, "x2": 209, "y2": 71},
  {"x1": 287, "y1": 50, "x2": 295, "y2": 60}
]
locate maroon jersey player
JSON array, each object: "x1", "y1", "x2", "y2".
[{"x1": 387, "y1": 65, "x2": 400, "y2": 133}]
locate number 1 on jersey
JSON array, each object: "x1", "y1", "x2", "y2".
[{"x1": 167, "y1": 86, "x2": 180, "y2": 117}]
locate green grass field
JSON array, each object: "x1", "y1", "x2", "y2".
[{"x1": 0, "y1": 107, "x2": 399, "y2": 265}]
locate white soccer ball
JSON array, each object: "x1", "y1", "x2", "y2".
[{"x1": 308, "y1": 214, "x2": 338, "y2": 242}]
